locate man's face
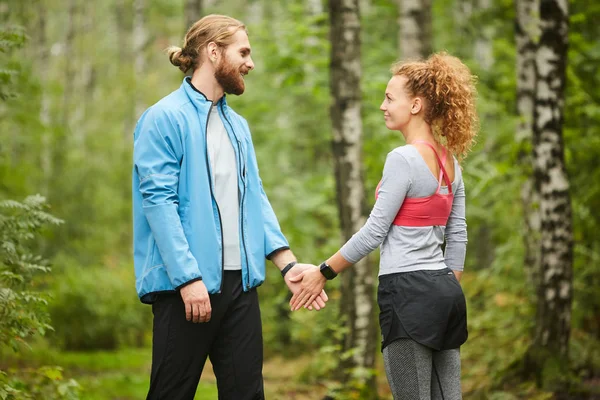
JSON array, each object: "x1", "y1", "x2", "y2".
[{"x1": 214, "y1": 29, "x2": 254, "y2": 96}]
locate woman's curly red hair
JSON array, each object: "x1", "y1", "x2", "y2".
[{"x1": 391, "y1": 52, "x2": 479, "y2": 160}]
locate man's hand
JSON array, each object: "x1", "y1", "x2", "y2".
[
  {"x1": 180, "y1": 280, "x2": 212, "y2": 323},
  {"x1": 285, "y1": 263, "x2": 328, "y2": 311},
  {"x1": 288, "y1": 266, "x2": 327, "y2": 311}
]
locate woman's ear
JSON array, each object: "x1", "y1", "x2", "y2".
[{"x1": 411, "y1": 97, "x2": 422, "y2": 115}]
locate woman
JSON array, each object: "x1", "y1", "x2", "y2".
[{"x1": 290, "y1": 52, "x2": 478, "y2": 399}]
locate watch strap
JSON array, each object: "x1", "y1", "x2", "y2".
[{"x1": 281, "y1": 261, "x2": 297, "y2": 278}]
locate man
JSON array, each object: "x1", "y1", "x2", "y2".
[{"x1": 132, "y1": 14, "x2": 327, "y2": 400}]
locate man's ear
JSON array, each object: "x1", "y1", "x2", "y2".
[
  {"x1": 206, "y1": 42, "x2": 219, "y2": 63},
  {"x1": 411, "y1": 97, "x2": 423, "y2": 115}
]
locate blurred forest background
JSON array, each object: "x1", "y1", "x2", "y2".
[{"x1": 1, "y1": 0, "x2": 599, "y2": 399}]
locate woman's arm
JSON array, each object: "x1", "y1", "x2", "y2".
[
  {"x1": 445, "y1": 176, "x2": 467, "y2": 279},
  {"x1": 289, "y1": 151, "x2": 412, "y2": 310}
]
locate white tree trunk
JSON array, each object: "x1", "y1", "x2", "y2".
[
  {"x1": 397, "y1": 0, "x2": 432, "y2": 59},
  {"x1": 474, "y1": 0, "x2": 494, "y2": 70},
  {"x1": 530, "y1": 0, "x2": 573, "y2": 382},
  {"x1": 516, "y1": 0, "x2": 541, "y2": 286},
  {"x1": 329, "y1": 0, "x2": 377, "y2": 395},
  {"x1": 38, "y1": 0, "x2": 52, "y2": 195},
  {"x1": 62, "y1": 0, "x2": 76, "y2": 128},
  {"x1": 133, "y1": 0, "x2": 147, "y2": 120},
  {"x1": 184, "y1": 0, "x2": 203, "y2": 32}
]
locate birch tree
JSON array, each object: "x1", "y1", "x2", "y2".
[
  {"x1": 396, "y1": 0, "x2": 432, "y2": 59},
  {"x1": 184, "y1": 0, "x2": 203, "y2": 32},
  {"x1": 474, "y1": 0, "x2": 494, "y2": 70},
  {"x1": 516, "y1": 0, "x2": 541, "y2": 286},
  {"x1": 528, "y1": 0, "x2": 573, "y2": 388},
  {"x1": 133, "y1": 0, "x2": 147, "y2": 121},
  {"x1": 37, "y1": 1, "x2": 52, "y2": 194},
  {"x1": 329, "y1": 0, "x2": 377, "y2": 395}
]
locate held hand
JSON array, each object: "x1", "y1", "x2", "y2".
[
  {"x1": 288, "y1": 267, "x2": 327, "y2": 311},
  {"x1": 180, "y1": 280, "x2": 212, "y2": 323},
  {"x1": 285, "y1": 263, "x2": 329, "y2": 311}
]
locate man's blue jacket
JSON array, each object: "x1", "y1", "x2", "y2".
[{"x1": 132, "y1": 78, "x2": 289, "y2": 303}]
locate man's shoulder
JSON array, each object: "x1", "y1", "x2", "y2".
[{"x1": 150, "y1": 87, "x2": 192, "y2": 117}]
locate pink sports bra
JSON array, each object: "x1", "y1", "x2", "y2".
[{"x1": 376, "y1": 141, "x2": 454, "y2": 227}]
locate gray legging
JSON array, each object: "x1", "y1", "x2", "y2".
[{"x1": 383, "y1": 339, "x2": 462, "y2": 400}]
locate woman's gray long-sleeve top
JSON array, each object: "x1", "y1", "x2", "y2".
[{"x1": 340, "y1": 145, "x2": 467, "y2": 276}]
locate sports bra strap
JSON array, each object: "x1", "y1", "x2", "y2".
[{"x1": 411, "y1": 140, "x2": 452, "y2": 194}]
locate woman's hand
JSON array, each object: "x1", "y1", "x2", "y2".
[
  {"x1": 284, "y1": 263, "x2": 328, "y2": 310},
  {"x1": 288, "y1": 266, "x2": 328, "y2": 311}
]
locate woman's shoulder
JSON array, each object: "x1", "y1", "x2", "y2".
[{"x1": 389, "y1": 144, "x2": 419, "y2": 159}]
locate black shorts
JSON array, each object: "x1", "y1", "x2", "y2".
[{"x1": 377, "y1": 268, "x2": 468, "y2": 351}]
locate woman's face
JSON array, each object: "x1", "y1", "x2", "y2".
[{"x1": 380, "y1": 75, "x2": 415, "y2": 131}]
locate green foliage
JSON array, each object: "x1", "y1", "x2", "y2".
[
  {"x1": 1, "y1": 0, "x2": 600, "y2": 398},
  {"x1": 0, "y1": 367, "x2": 80, "y2": 400},
  {"x1": 48, "y1": 261, "x2": 151, "y2": 351},
  {"x1": 0, "y1": 195, "x2": 61, "y2": 351},
  {"x1": 0, "y1": 26, "x2": 26, "y2": 101},
  {"x1": 0, "y1": 196, "x2": 80, "y2": 399}
]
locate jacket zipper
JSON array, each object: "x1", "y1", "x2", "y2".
[
  {"x1": 205, "y1": 102, "x2": 225, "y2": 293},
  {"x1": 220, "y1": 103, "x2": 250, "y2": 290}
]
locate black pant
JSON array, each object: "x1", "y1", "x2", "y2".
[{"x1": 147, "y1": 271, "x2": 264, "y2": 400}]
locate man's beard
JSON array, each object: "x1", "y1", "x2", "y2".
[{"x1": 214, "y1": 57, "x2": 245, "y2": 96}]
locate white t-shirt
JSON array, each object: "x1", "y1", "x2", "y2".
[{"x1": 206, "y1": 106, "x2": 241, "y2": 270}]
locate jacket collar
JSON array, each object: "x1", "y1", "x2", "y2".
[{"x1": 182, "y1": 77, "x2": 228, "y2": 109}]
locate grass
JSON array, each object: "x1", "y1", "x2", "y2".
[{"x1": 1, "y1": 343, "x2": 336, "y2": 399}]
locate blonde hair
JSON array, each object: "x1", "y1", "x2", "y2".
[
  {"x1": 391, "y1": 52, "x2": 479, "y2": 160},
  {"x1": 167, "y1": 14, "x2": 246, "y2": 73}
]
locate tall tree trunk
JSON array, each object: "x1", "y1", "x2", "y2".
[
  {"x1": 115, "y1": 0, "x2": 129, "y2": 65},
  {"x1": 54, "y1": 0, "x2": 77, "y2": 183},
  {"x1": 516, "y1": 0, "x2": 540, "y2": 287},
  {"x1": 37, "y1": 0, "x2": 52, "y2": 195},
  {"x1": 453, "y1": 0, "x2": 473, "y2": 60},
  {"x1": 396, "y1": 0, "x2": 432, "y2": 59},
  {"x1": 62, "y1": 0, "x2": 76, "y2": 128},
  {"x1": 474, "y1": 0, "x2": 494, "y2": 70},
  {"x1": 73, "y1": 1, "x2": 95, "y2": 154},
  {"x1": 527, "y1": 0, "x2": 573, "y2": 390},
  {"x1": 329, "y1": 0, "x2": 377, "y2": 397},
  {"x1": 184, "y1": 0, "x2": 203, "y2": 32},
  {"x1": 133, "y1": 0, "x2": 147, "y2": 122}
]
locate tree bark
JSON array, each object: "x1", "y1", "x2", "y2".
[
  {"x1": 184, "y1": 0, "x2": 203, "y2": 32},
  {"x1": 115, "y1": 0, "x2": 129, "y2": 65},
  {"x1": 62, "y1": 0, "x2": 77, "y2": 128},
  {"x1": 133, "y1": 0, "x2": 147, "y2": 121},
  {"x1": 37, "y1": 0, "x2": 52, "y2": 195},
  {"x1": 329, "y1": 0, "x2": 377, "y2": 396},
  {"x1": 474, "y1": 0, "x2": 494, "y2": 70},
  {"x1": 396, "y1": 0, "x2": 432, "y2": 59},
  {"x1": 528, "y1": 0, "x2": 573, "y2": 390},
  {"x1": 516, "y1": 0, "x2": 541, "y2": 286}
]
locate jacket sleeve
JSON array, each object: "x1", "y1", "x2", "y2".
[
  {"x1": 259, "y1": 178, "x2": 290, "y2": 259},
  {"x1": 133, "y1": 107, "x2": 202, "y2": 288}
]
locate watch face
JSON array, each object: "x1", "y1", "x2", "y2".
[{"x1": 320, "y1": 263, "x2": 336, "y2": 280}]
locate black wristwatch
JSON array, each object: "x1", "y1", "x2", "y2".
[{"x1": 319, "y1": 262, "x2": 338, "y2": 280}]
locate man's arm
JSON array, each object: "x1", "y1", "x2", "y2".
[{"x1": 134, "y1": 108, "x2": 210, "y2": 322}]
